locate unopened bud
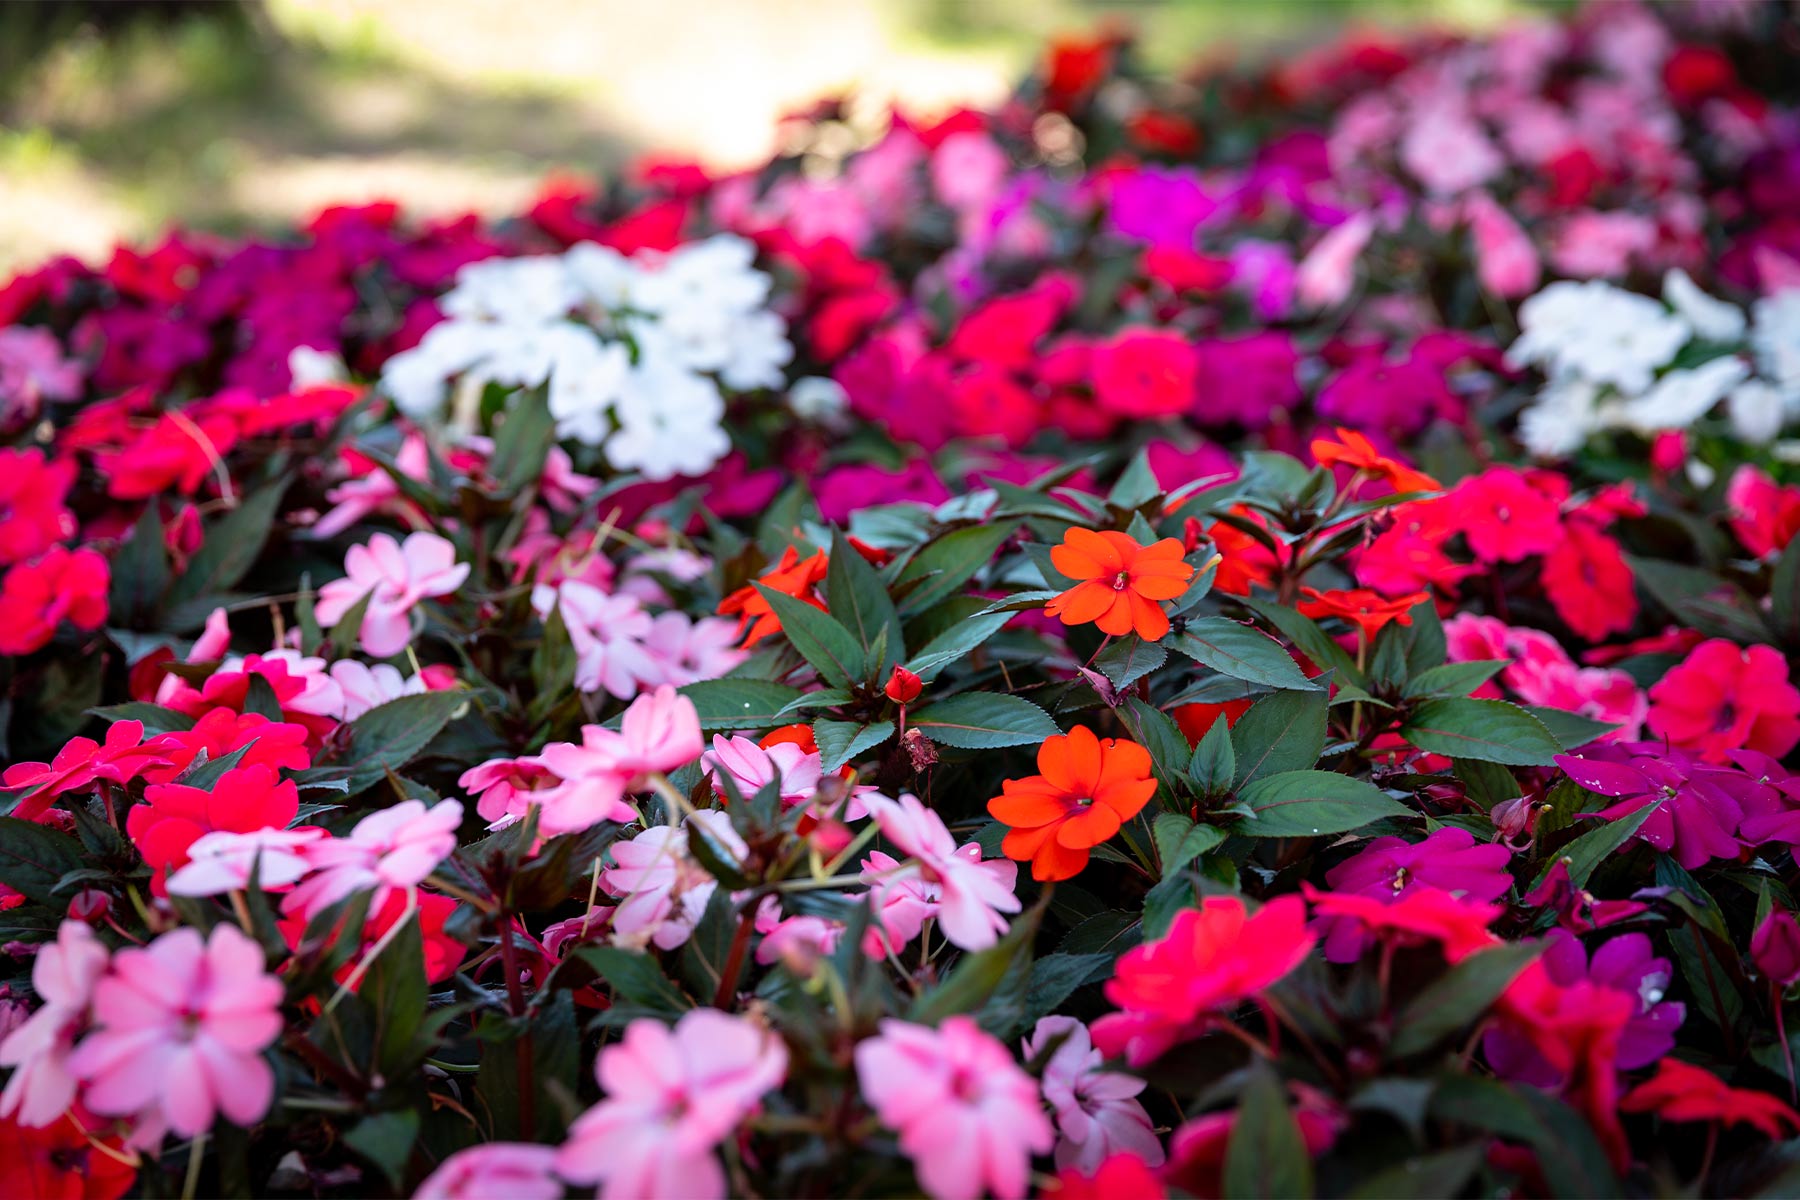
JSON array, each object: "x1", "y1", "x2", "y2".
[
  {"x1": 884, "y1": 665, "x2": 923, "y2": 705},
  {"x1": 67, "y1": 890, "x2": 111, "y2": 923}
]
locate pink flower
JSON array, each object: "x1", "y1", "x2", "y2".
[
  {"x1": 532, "y1": 581, "x2": 658, "y2": 699},
  {"x1": 1401, "y1": 111, "x2": 1504, "y2": 196},
  {"x1": 2, "y1": 720, "x2": 171, "y2": 822},
  {"x1": 860, "y1": 849, "x2": 939, "y2": 958},
  {"x1": 1649, "y1": 639, "x2": 1800, "y2": 763},
  {"x1": 753, "y1": 898, "x2": 843, "y2": 971},
  {"x1": 1295, "y1": 213, "x2": 1374, "y2": 310},
  {"x1": 314, "y1": 531, "x2": 469, "y2": 658},
  {"x1": 68, "y1": 923, "x2": 283, "y2": 1137},
  {"x1": 1551, "y1": 210, "x2": 1658, "y2": 279},
  {"x1": 1024, "y1": 1016, "x2": 1163, "y2": 1173},
  {"x1": 0, "y1": 921, "x2": 108, "y2": 1127},
  {"x1": 534, "y1": 686, "x2": 704, "y2": 837},
  {"x1": 1465, "y1": 189, "x2": 1541, "y2": 297},
  {"x1": 165, "y1": 827, "x2": 327, "y2": 897},
  {"x1": 1725, "y1": 465, "x2": 1800, "y2": 560},
  {"x1": 602, "y1": 810, "x2": 746, "y2": 951},
  {"x1": 328, "y1": 660, "x2": 428, "y2": 720},
  {"x1": 416, "y1": 1144, "x2": 562, "y2": 1200},
  {"x1": 641, "y1": 611, "x2": 747, "y2": 686},
  {"x1": 862, "y1": 793, "x2": 1020, "y2": 951},
  {"x1": 1450, "y1": 466, "x2": 1563, "y2": 564},
  {"x1": 459, "y1": 755, "x2": 560, "y2": 829},
  {"x1": 281, "y1": 799, "x2": 463, "y2": 920},
  {"x1": 556, "y1": 1009, "x2": 788, "y2": 1200},
  {"x1": 855, "y1": 1016, "x2": 1053, "y2": 1200},
  {"x1": 0, "y1": 546, "x2": 109, "y2": 656}
]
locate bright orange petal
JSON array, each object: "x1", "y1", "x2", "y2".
[
  {"x1": 1047, "y1": 580, "x2": 1118, "y2": 627},
  {"x1": 1056, "y1": 803, "x2": 1122, "y2": 849},
  {"x1": 1095, "y1": 777, "x2": 1158, "y2": 822},
  {"x1": 989, "y1": 786, "x2": 1071, "y2": 827},
  {"x1": 1126, "y1": 591, "x2": 1170, "y2": 640},
  {"x1": 1095, "y1": 739, "x2": 1152, "y2": 789},
  {"x1": 1002, "y1": 823, "x2": 1059, "y2": 862},
  {"x1": 1060, "y1": 528, "x2": 1126, "y2": 574},
  {"x1": 1032, "y1": 837, "x2": 1091, "y2": 882}
]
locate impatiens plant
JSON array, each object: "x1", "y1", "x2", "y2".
[{"x1": 4, "y1": 3, "x2": 1800, "y2": 1198}]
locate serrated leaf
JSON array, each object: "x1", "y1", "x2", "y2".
[
  {"x1": 1403, "y1": 660, "x2": 1506, "y2": 699},
  {"x1": 1170, "y1": 618, "x2": 1320, "y2": 691},
  {"x1": 1530, "y1": 801, "x2": 1654, "y2": 891},
  {"x1": 1122, "y1": 696, "x2": 1192, "y2": 792},
  {"x1": 578, "y1": 946, "x2": 692, "y2": 1013},
  {"x1": 678, "y1": 679, "x2": 807, "y2": 731},
  {"x1": 755, "y1": 584, "x2": 866, "y2": 688},
  {"x1": 1523, "y1": 705, "x2": 1617, "y2": 751},
  {"x1": 1189, "y1": 719, "x2": 1236, "y2": 795},
  {"x1": 1096, "y1": 637, "x2": 1168, "y2": 690},
  {"x1": 1230, "y1": 689, "x2": 1327, "y2": 787},
  {"x1": 0, "y1": 818, "x2": 86, "y2": 904},
  {"x1": 1233, "y1": 771, "x2": 1412, "y2": 838},
  {"x1": 906, "y1": 612, "x2": 1012, "y2": 681},
  {"x1": 813, "y1": 718, "x2": 896, "y2": 772},
  {"x1": 907, "y1": 693, "x2": 1059, "y2": 749},
  {"x1": 1153, "y1": 812, "x2": 1226, "y2": 878},
  {"x1": 1401, "y1": 698, "x2": 1562, "y2": 766}
]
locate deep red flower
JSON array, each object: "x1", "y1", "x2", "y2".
[
  {"x1": 1301, "y1": 884, "x2": 1501, "y2": 963},
  {"x1": 1199, "y1": 510, "x2": 1279, "y2": 597},
  {"x1": 1621, "y1": 1058, "x2": 1800, "y2": 1138},
  {"x1": 883, "y1": 666, "x2": 923, "y2": 706},
  {"x1": 1725, "y1": 465, "x2": 1800, "y2": 560},
  {"x1": 1, "y1": 720, "x2": 171, "y2": 821},
  {"x1": 141, "y1": 708, "x2": 314, "y2": 785},
  {"x1": 1495, "y1": 963, "x2": 1636, "y2": 1167},
  {"x1": 1172, "y1": 699, "x2": 1251, "y2": 746},
  {"x1": 129, "y1": 763, "x2": 301, "y2": 889},
  {"x1": 0, "y1": 546, "x2": 110, "y2": 655},
  {"x1": 94, "y1": 411, "x2": 240, "y2": 500},
  {"x1": 1449, "y1": 466, "x2": 1563, "y2": 564},
  {"x1": 1048, "y1": 1154, "x2": 1166, "y2": 1200},
  {"x1": 0, "y1": 1111, "x2": 136, "y2": 1200}
]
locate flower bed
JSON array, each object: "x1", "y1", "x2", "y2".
[{"x1": 4, "y1": 3, "x2": 1800, "y2": 1198}]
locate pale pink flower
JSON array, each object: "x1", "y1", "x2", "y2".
[
  {"x1": 190, "y1": 605, "x2": 233, "y2": 660},
  {"x1": 316, "y1": 531, "x2": 470, "y2": 659},
  {"x1": 855, "y1": 1016, "x2": 1054, "y2": 1200},
  {"x1": 330, "y1": 660, "x2": 428, "y2": 721},
  {"x1": 534, "y1": 686, "x2": 705, "y2": 837},
  {"x1": 753, "y1": 897, "x2": 843, "y2": 971},
  {"x1": 1295, "y1": 213, "x2": 1375, "y2": 310},
  {"x1": 1024, "y1": 1016, "x2": 1164, "y2": 1173},
  {"x1": 601, "y1": 810, "x2": 746, "y2": 951},
  {"x1": 860, "y1": 849, "x2": 938, "y2": 958},
  {"x1": 541, "y1": 445, "x2": 599, "y2": 514},
  {"x1": 1400, "y1": 110, "x2": 1504, "y2": 196},
  {"x1": 863, "y1": 793, "x2": 1020, "y2": 951},
  {"x1": 1552, "y1": 210, "x2": 1658, "y2": 279},
  {"x1": 0, "y1": 921, "x2": 108, "y2": 1127},
  {"x1": 641, "y1": 612, "x2": 747, "y2": 686},
  {"x1": 282, "y1": 799, "x2": 463, "y2": 920},
  {"x1": 68, "y1": 923, "x2": 283, "y2": 1137},
  {"x1": 556, "y1": 1009, "x2": 789, "y2": 1200},
  {"x1": 459, "y1": 755, "x2": 560, "y2": 830},
  {"x1": 704, "y1": 732, "x2": 874, "y2": 819},
  {"x1": 1465, "y1": 190, "x2": 1541, "y2": 298},
  {"x1": 415, "y1": 1143, "x2": 562, "y2": 1200},
  {"x1": 311, "y1": 434, "x2": 430, "y2": 540},
  {"x1": 0, "y1": 327, "x2": 81, "y2": 421},
  {"x1": 532, "y1": 580, "x2": 658, "y2": 698},
  {"x1": 165, "y1": 827, "x2": 327, "y2": 897},
  {"x1": 933, "y1": 131, "x2": 1010, "y2": 212}
]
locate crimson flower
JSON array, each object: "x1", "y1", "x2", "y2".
[
  {"x1": 129, "y1": 763, "x2": 300, "y2": 890},
  {"x1": 0, "y1": 547, "x2": 109, "y2": 656},
  {"x1": 1647, "y1": 639, "x2": 1800, "y2": 763},
  {"x1": 1, "y1": 721, "x2": 170, "y2": 822},
  {"x1": 1621, "y1": 1058, "x2": 1800, "y2": 1138}
]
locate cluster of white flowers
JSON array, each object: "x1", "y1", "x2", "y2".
[
  {"x1": 1508, "y1": 273, "x2": 1800, "y2": 457},
  {"x1": 380, "y1": 235, "x2": 792, "y2": 481}
]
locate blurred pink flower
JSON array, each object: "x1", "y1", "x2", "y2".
[
  {"x1": 862, "y1": 793, "x2": 1020, "y2": 951},
  {"x1": 416, "y1": 1143, "x2": 562, "y2": 1200},
  {"x1": 1295, "y1": 213, "x2": 1375, "y2": 310},
  {"x1": 1024, "y1": 1016, "x2": 1163, "y2": 1173},
  {"x1": 1465, "y1": 190, "x2": 1541, "y2": 297},
  {"x1": 0, "y1": 921, "x2": 107, "y2": 1127},
  {"x1": 282, "y1": 799, "x2": 463, "y2": 920},
  {"x1": 315, "y1": 531, "x2": 469, "y2": 658},
  {"x1": 68, "y1": 923, "x2": 283, "y2": 1137},
  {"x1": 165, "y1": 827, "x2": 326, "y2": 897},
  {"x1": 556, "y1": 1009, "x2": 788, "y2": 1199},
  {"x1": 855, "y1": 1016, "x2": 1053, "y2": 1200}
]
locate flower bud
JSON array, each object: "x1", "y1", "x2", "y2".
[
  {"x1": 67, "y1": 889, "x2": 111, "y2": 924},
  {"x1": 884, "y1": 665, "x2": 923, "y2": 705},
  {"x1": 808, "y1": 818, "x2": 854, "y2": 859},
  {"x1": 1753, "y1": 908, "x2": 1800, "y2": 987}
]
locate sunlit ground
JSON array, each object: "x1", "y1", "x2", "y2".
[{"x1": 0, "y1": 0, "x2": 1525, "y2": 272}]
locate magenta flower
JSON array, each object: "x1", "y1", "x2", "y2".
[
  {"x1": 1024, "y1": 1016, "x2": 1163, "y2": 1174},
  {"x1": 555, "y1": 1009, "x2": 788, "y2": 1200},
  {"x1": 1558, "y1": 743, "x2": 1744, "y2": 870},
  {"x1": 1317, "y1": 827, "x2": 1513, "y2": 962},
  {"x1": 0, "y1": 921, "x2": 108, "y2": 1127},
  {"x1": 68, "y1": 923, "x2": 283, "y2": 1138},
  {"x1": 415, "y1": 1144, "x2": 562, "y2": 1200},
  {"x1": 863, "y1": 792, "x2": 1020, "y2": 952},
  {"x1": 855, "y1": 1016, "x2": 1053, "y2": 1200},
  {"x1": 315, "y1": 531, "x2": 469, "y2": 659}
]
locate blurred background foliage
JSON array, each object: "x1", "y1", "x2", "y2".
[{"x1": 0, "y1": 0, "x2": 1543, "y2": 271}]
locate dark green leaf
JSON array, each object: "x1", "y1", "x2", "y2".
[
  {"x1": 1233, "y1": 771, "x2": 1412, "y2": 838},
  {"x1": 910, "y1": 898, "x2": 1043, "y2": 1024},
  {"x1": 907, "y1": 693, "x2": 1059, "y2": 749},
  {"x1": 1390, "y1": 942, "x2": 1540, "y2": 1057},
  {"x1": 1403, "y1": 660, "x2": 1506, "y2": 699},
  {"x1": 756, "y1": 584, "x2": 866, "y2": 688},
  {"x1": 167, "y1": 479, "x2": 290, "y2": 608},
  {"x1": 0, "y1": 818, "x2": 85, "y2": 904},
  {"x1": 1170, "y1": 617, "x2": 1321, "y2": 691},
  {"x1": 333, "y1": 692, "x2": 467, "y2": 793},
  {"x1": 1153, "y1": 812, "x2": 1226, "y2": 878},
  {"x1": 1122, "y1": 696, "x2": 1192, "y2": 792},
  {"x1": 906, "y1": 612, "x2": 1012, "y2": 681},
  {"x1": 1107, "y1": 448, "x2": 1161, "y2": 510},
  {"x1": 1096, "y1": 637, "x2": 1168, "y2": 691},
  {"x1": 487, "y1": 387, "x2": 556, "y2": 492},
  {"x1": 813, "y1": 718, "x2": 896, "y2": 773},
  {"x1": 1523, "y1": 705, "x2": 1618, "y2": 751},
  {"x1": 677, "y1": 679, "x2": 807, "y2": 731},
  {"x1": 1223, "y1": 1063, "x2": 1313, "y2": 1200},
  {"x1": 826, "y1": 529, "x2": 903, "y2": 671},
  {"x1": 1533, "y1": 803, "x2": 1654, "y2": 891},
  {"x1": 87, "y1": 702, "x2": 194, "y2": 734},
  {"x1": 895, "y1": 524, "x2": 1014, "y2": 614},
  {"x1": 1346, "y1": 1144, "x2": 1486, "y2": 1200},
  {"x1": 1231, "y1": 689, "x2": 1327, "y2": 787},
  {"x1": 577, "y1": 947, "x2": 692, "y2": 1013},
  {"x1": 343, "y1": 1111, "x2": 419, "y2": 1190},
  {"x1": 1189, "y1": 719, "x2": 1236, "y2": 795},
  {"x1": 1401, "y1": 699, "x2": 1562, "y2": 766},
  {"x1": 1628, "y1": 555, "x2": 1769, "y2": 643}
]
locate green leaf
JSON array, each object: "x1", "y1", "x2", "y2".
[
  {"x1": 826, "y1": 529, "x2": 903, "y2": 672},
  {"x1": 1240, "y1": 597, "x2": 1365, "y2": 686},
  {"x1": 1628, "y1": 555, "x2": 1769, "y2": 644},
  {"x1": 1189, "y1": 719, "x2": 1236, "y2": 795},
  {"x1": 1523, "y1": 705, "x2": 1617, "y2": 751},
  {"x1": 1106, "y1": 447, "x2": 1161, "y2": 510},
  {"x1": 1429, "y1": 1076, "x2": 1620, "y2": 1198},
  {"x1": 108, "y1": 504, "x2": 170, "y2": 626},
  {"x1": 1531, "y1": 802, "x2": 1654, "y2": 891},
  {"x1": 906, "y1": 612, "x2": 1012, "y2": 681},
  {"x1": 1345, "y1": 1144, "x2": 1486, "y2": 1200},
  {"x1": 1169, "y1": 617, "x2": 1321, "y2": 691},
  {"x1": 1233, "y1": 771, "x2": 1413, "y2": 838},
  {"x1": 1153, "y1": 812, "x2": 1226, "y2": 878},
  {"x1": 1096, "y1": 637, "x2": 1168, "y2": 691},
  {"x1": 756, "y1": 584, "x2": 865, "y2": 688},
  {"x1": 166, "y1": 479, "x2": 290, "y2": 608},
  {"x1": 1400, "y1": 698, "x2": 1562, "y2": 766},
  {"x1": 1024, "y1": 953, "x2": 1113, "y2": 1024},
  {"x1": 1772, "y1": 535, "x2": 1800, "y2": 650},
  {"x1": 487, "y1": 387, "x2": 556, "y2": 492},
  {"x1": 1390, "y1": 942, "x2": 1541, "y2": 1057},
  {"x1": 1231, "y1": 689, "x2": 1327, "y2": 787},
  {"x1": 678, "y1": 679, "x2": 808, "y2": 731},
  {"x1": 814, "y1": 718, "x2": 896, "y2": 772},
  {"x1": 1403, "y1": 660, "x2": 1506, "y2": 699},
  {"x1": 577, "y1": 946, "x2": 692, "y2": 1013},
  {"x1": 895, "y1": 524, "x2": 1013, "y2": 614},
  {"x1": 88, "y1": 702, "x2": 195, "y2": 734},
  {"x1": 343, "y1": 1110, "x2": 419, "y2": 1190},
  {"x1": 972, "y1": 589, "x2": 1059, "y2": 616},
  {"x1": 333, "y1": 692, "x2": 467, "y2": 793},
  {"x1": 910, "y1": 898, "x2": 1043, "y2": 1024},
  {"x1": 1122, "y1": 696, "x2": 1192, "y2": 792},
  {"x1": 1223, "y1": 1063, "x2": 1313, "y2": 1200},
  {"x1": 907, "y1": 693, "x2": 1059, "y2": 749},
  {"x1": 0, "y1": 818, "x2": 85, "y2": 904}
]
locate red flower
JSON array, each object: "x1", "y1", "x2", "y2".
[
  {"x1": 1541, "y1": 523, "x2": 1636, "y2": 642},
  {"x1": 1128, "y1": 109, "x2": 1202, "y2": 156},
  {"x1": 1, "y1": 720, "x2": 171, "y2": 821},
  {"x1": 1045, "y1": 528, "x2": 1195, "y2": 641},
  {"x1": 1310, "y1": 428, "x2": 1440, "y2": 495},
  {"x1": 1199, "y1": 511, "x2": 1279, "y2": 597},
  {"x1": 129, "y1": 763, "x2": 300, "y2": 890},
  {"x1": 1301, "y1": 884, "x2": 1501, "y2": 963},
  {"x1": 883, "y1": 666, "x2": 923, "y2": 705},
  {"x1": 1043, "y1": 34, "x2": 1117, "y2": 110},
  {"x1": 141, "y1": 708, "x2": 314, "y2": 785},
  {"x1": 1091, "y1": 328, "x2": 1198, "y2": 419},
  {"x1": 1621, "y1": 1058, "x2": 1800, "y2": 1138},
  {"x1": 1496, "y1": 963, "x2": 1637, "y2": 1167},
  {"x1": 1047, "y1": 1155, "x2": 1166, "y2": 1200},
  {"x1": 718, "y1": 545, "x2": 830, "y2": 647},
  {"x1": 988, "y1": 726, "x2": 1158, "y2": 881},
  {"x1": 1450, "y1": 466, "x2": 1563, "y2": 564},
  {"x1": 1172, "y1": 699, "x2": 1251, "y2": 746},
  {"x1": 0, "y1": 1111, "x2": 136, "y2": 1200},
  {"x1": 95, "y1": 411, "x2": 240, "y2": 500},
  {"x1": 279, "y1": 890, "x2": 467, "y2": 987},
  {"x1": 0, "y1": 547, "x2": 110, "y2": 655},
  {"x1": 1647, "y1": 639, "x2": 1800, "y2": 763},
  {"x1": 1297, "y1": 587, "x2": 1429, "y2": 640},
  {"x1": 0, "y1": 449, "x2": 76, "y2": 565},
  {"x1": 1725, "y1": 465, "x2": 1800, "y2": 560},
  {"x1": 1092, "y1": 895, "x2": 1315, "y2": 1066}
]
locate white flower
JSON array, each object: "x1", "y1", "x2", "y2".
[
  {"x1": 547, "y1": 335, "x2": 631, "y2": 445},
  {"x1": 788, "y1": 375, "x2": 849, "y2": 422},
  {"x1": 718, "y1": 309, "x2": 793, "y2": 392},
  {"x1": 1752, "y1": 289, "x2": 1800, "y2": 401},
  {"x1": 287, "y1": 345, "x2": 347, "y2": 389},
  {"x1": 1508, "y1": 280, "x2": 1690, "y2": 395},
  {"x1": 1518, "y1": 376, "x2": 1603, "y2": 458},
  {"x1": 1612, "y1": 356, "x2": 1749, "y2": 434},
  {"x1": 564, "y1": 242, "x2": 644, "y2": 312},
  {"x1": 1663, "y1": 269, "x2": 1746, "y2": 342},
  {"x1": 606, "y1": 361, "x2": 731, "y2": 481},
  {"x1": 442, "y1": 255, "x2": 580, "y2": 324},
  {"x1": 1729, "y1": 379, "x2": 1787, "y2": 443}
]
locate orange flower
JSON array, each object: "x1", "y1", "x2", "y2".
[
  {"x1": 1045, "y1": 528, "x2": 1195, "y2": 641},
  {"x1": 1311, "y1": 428, "x2": 1440, "y2": 495},
  {"x1": 988, "y1": 725, "x2": 1158, "y2": 881},
  {"x1": 718, "y1": 546, "x2": 829, "y2": 646},
  {"x1": 1297, "y1": 586, "x2": 1430, "y2": 640}
]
